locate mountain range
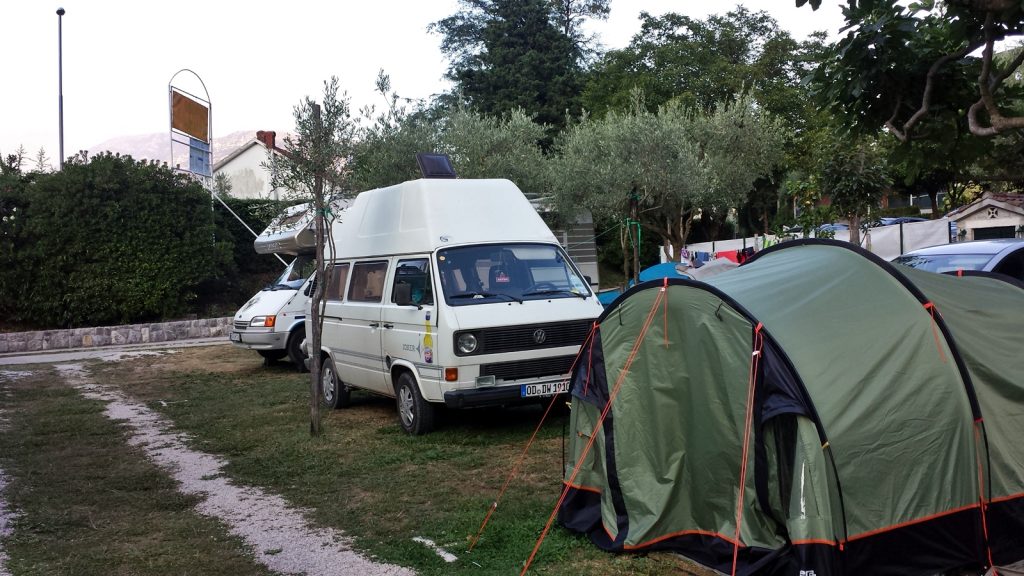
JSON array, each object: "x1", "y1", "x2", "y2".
[{"x1": 87, "y1": 130, "x2": 269, "y2": 168}]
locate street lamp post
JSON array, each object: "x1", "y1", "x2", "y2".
[{"x1": 57, "y1": 7, "x2": 65, "y2": 170}]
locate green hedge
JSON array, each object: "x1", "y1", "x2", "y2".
[
  {"x1": 204, "y1": 196, "x2": 292, "y2": 314},
  {"x1": 0, "y1": 152, "x2": 291, "y2": 329}
]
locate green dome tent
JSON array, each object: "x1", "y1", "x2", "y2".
[{"x1": 557, "y1": 239, "x2": 1024, "y2": 575}]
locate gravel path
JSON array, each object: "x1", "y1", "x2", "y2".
[{"x1": 54, "y1": 364, "x2": 414, "y2": 576}]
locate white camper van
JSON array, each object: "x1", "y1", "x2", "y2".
[
  {"x1": 230, "y1": 255, "x2": 315, "y2": 368},
  {"x1": 311, "y1": 178, "x2": 603, "y2": 434},
  {"x1": 230, "y1": 201, "x2": 350, "y2": 369}
]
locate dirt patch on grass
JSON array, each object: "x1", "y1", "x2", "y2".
[
  {"x1": 56, "y1": 363, "x2": 414, "y2": 576},
  {"x1": 132, "y1": 344, "x2": 263, "y2": 376}
]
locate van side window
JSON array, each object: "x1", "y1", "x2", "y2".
[
  {"x1": 992, "y1": 248, "x2": 1024, "y2": 281},
  {"x1": 392, "y1": 259, "x2": 434, "y2": 306},
  {"x1": 348, "y1": 261, "x2": 389, "y2": 302},
  {"x1": 326, "y1": 263, "x2": 350, "y2": 301}
]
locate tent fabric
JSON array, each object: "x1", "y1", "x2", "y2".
[
  {"x1": 637, "y1": 261, "x2": 690, "y2": 282},
  {"x1": 559, "y1": 239, "x2": 1024, "y2": 575},
  {"x1": 897, "y1": 267, "x2": 1024, "y2": 565}
]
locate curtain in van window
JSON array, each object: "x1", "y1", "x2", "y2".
[
  {"x1": 326, "y1": 264, "x2": 350, "y2": 301},
  {"x1": 348, "y1": 261, "x2": 388, "y2": 302}
]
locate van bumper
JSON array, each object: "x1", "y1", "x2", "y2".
[
  {"x1": 229, "y1": 330, "x2": 286, "y2": 351},
  {"x1": 443, "y1": 386, "x2": 530, "y2": 408}
]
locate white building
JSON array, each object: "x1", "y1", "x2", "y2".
[
  {"x1": 213, "y1": 131, "x2": 291, "y2": 200},
  {"x1": 947, "y1": 192, "x2": 1024, "y2": 241}
]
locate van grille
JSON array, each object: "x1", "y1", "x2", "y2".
[
  {"x1": 462, "y1": 320, "x2": 592, "y2": 355},
  {"x1": 480, "y1": 355, "x2": 576, "y2": 381}
]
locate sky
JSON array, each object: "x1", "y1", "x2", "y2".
[{"x1": 0, "y1": 1, "x2": 845, "y2": 164}]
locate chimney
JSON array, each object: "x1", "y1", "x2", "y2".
[{"x1": 256, "y1": 130, "x2": 277, "y2": 150}]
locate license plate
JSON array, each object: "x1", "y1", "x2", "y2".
[
  {"x1": 229, "y1": 332, "x2": 241, "y2": 342},
  {"x1": 521, "y1": 381, "x2": 569, "y2": 398}
]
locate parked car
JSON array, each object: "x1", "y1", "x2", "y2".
[
  {"x1": 882, "y1": 216, "x2": 929, "y2": 225},
  {"x1": 865, "y1": 216, "x2": 929, "y2": 228},
  {"x1": 891, "y1": 239, "x2": 1024, "y2": 281},
  {"x1": 816, "y1": 223, "x2": 849, "y2": 233}
]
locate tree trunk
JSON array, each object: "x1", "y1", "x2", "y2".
[
  {"x1": 308, "y1": 103, "x2": 324, "y2": 438},
  {"x1": 660, "y1": 211, "x2": 692, "y2": 263},
  {"x1": 849, "y1": 214, "x2": 861, "y2": 246},
  {"x1": 309, "y1": 203, "x2": 324, "y2": 437}
]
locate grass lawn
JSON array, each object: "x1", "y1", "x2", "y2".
[
  {"x1": 2, "y1": 344, "x2": 720, "y2": 573},
  {"x1": 0, "y1": 366, "x2": 275, "y2": 576}
]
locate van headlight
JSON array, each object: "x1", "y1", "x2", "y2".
[
  {"x1": 250, "y1": 315, "x2": 276, "y2": 328},
  {"x1": 456, "y1": 332, "x2": 478, "y2": 355}
]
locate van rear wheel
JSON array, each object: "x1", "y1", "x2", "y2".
[
  {"x1": 320, "y1": 356, "x2": 351, "y2": 409},
  {"x1": 395, "y1": 372, "x2": 435, "y2": 435}
]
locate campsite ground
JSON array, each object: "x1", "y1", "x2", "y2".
[{"x1": 0, "y1": 345, "x2": 718, "y2": 576}]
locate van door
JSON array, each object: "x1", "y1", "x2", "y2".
[
  {"x1": 334, "y1": 259, "x2": 391, "y2": 395},
  {"x1": 381, "y1": 257, "x2": 441, "y2": 400}
]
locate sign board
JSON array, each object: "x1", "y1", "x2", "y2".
[
  {"x1": 171, "y1": 90, "x2": 209, "y2": 143},
  {"x1": 188, "y1": 138, "x2": 211, "y2": 177}
]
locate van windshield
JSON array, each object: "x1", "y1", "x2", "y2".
[
  {"x1": 436, "y1": 243, "x2": 591, "y2": 306},
  {"x1": 267, "y1": 255, "x2": 316, "y2": 291}
]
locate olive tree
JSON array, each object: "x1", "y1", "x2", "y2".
[
  {"x1": 353, "y1": 94, "x2": 552, "y2": 196},
  {"x1": 553, "y1": 93, "x2": 785, "y2": 277},
  {"x1": 268, "y1": 77, "x2": 357, "y2": 436},
  {"x1": 439, "y1": 107, "x2": 552, "y2": 195}
]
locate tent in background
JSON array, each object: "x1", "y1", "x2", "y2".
[
  {"x1": 637, "y1": 262, "x2": 689, "y2": 282},
  {"x1": 559, "y1": 239, "x2": 1024, "y2": 575},
  {"x1": 596, "y1": 260, "x2": 736, "y2": 307}
]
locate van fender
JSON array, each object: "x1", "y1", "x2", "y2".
[
  {"x1": 279, "y1": 317, "x2": 306, "y2": 336},
  {"x1": 387, "y1": 358, "x2": 443, "y2": 403}
]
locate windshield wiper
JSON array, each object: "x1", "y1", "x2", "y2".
[
  {"x1": 522, "y1": 289, "x2": 586, "y2": 299},
  {"x1": 451, "y1": 291, "x2": 523, "y2": 304}
]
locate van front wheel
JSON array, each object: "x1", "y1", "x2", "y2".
[
  {"x1": 257, "y1": 350, "x2": 286, "y2": 365},
  {"x1": 395, "y1": 372, "x2": 435, "y2": 435},
  {"x1": 287, "y1": 329, "x2": 308, "y2": 373}
]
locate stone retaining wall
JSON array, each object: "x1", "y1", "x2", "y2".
[{"x1": 0, "y1": 317, "x2": 233, "y2": 354}]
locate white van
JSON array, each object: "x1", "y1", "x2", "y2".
[
  {"x1": 230, "y1": 201, "x2": 350, "y2": 369},
  {"x1": 310, "y1": 178, "x2": 603, "y2": 434},
  {"x1": 230, "y1": 254, "x2": 315, "y2": 368}
]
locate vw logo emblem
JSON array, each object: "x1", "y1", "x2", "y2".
[{"x1": 532, "y1": 329, "x2": 547, "y2": 344}]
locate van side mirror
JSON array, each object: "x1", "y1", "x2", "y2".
[{"x1": 584, "y1": 275, "x2": 593, "y2": 285}]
